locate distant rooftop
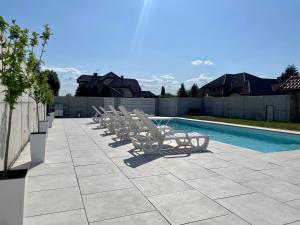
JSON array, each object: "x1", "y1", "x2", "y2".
[{"x1": 202, "y1": 72, "x2": 278, "y2": 96}]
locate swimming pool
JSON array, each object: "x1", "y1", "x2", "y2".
[{"x1": 159, "y1": 118, "x2": 300, "y2": 153}]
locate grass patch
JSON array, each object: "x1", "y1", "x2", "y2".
[{"x1": 186, "y1": 116, "x2": 300, "y2": 132}]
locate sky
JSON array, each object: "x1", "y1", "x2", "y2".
[{"x1": 1, "y1": 0, "x2": 300, "y2": 95}]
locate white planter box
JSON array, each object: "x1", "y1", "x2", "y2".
[
  {"x1": 38, "y1": 120, "x2": 49, "y2": 133},
  {"x1": 47, "y1": 116, "x2": 53, "y2": 128},
  {"x1": 50, "y1": 112, "x2": 55, "y2": 122},
  {"x1": 30, "y1": 132, "x2": 46, "y2": 163},
  {"x1": 0, "y1": 169, "x2": 27, "y2": 225}
]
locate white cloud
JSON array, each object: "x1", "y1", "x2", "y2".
[
  {"x1": 191, "y1": 59, "x2": 213, "y2": 66},
  {"x1": 191, "y1": 60, "x2": 203, "y2": 65},
  {"x1": 184, "y1": 74, "x2": 212, "y2": 87},
  {"x1": 159, "y1": 74, "x2": 175, "y2": 79},
  {"x1": 42, "y1": 66, "x2": 82, "y2": 75}
]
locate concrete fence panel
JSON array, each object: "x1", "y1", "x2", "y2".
[
  {"x1": 158, "y1": 98, "x2": 178, "y2": 116},
  {"x1": 120, "y1": 98, "x2": 156, "y2": 115},
  {"x1": 243, "y1": 96, "x2": 265, "y2": 120},
  {"x1": 202, "y1": 95, "x2": 295, "y2": 122},
  {"x1": 54, "y1": 95, "x2": 297, "y2": 122},
  {"x1": 104, "y1": 97, "x2": 115, "y2": 110},
  {"x1": 177, "y1": 98, "x2": 202, "y2": 116}
]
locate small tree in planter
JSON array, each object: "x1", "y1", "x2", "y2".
[
  {"x1": 27, "y1": 26, "x2": 51, "y2": 163},
  {"x1": 42, "y1": 83, "x2": 54, "y2": 127},
  {"x1": 0, "y1": 17, "x2": 51, "y2": 225}
]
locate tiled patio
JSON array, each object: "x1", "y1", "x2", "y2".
[{"x1": 13, "y1": 118, "x2": 300, "y2": 225}]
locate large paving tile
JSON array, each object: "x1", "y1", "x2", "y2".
[
  {"x1": 23, "y1": 209, "x2": 88, "y2": 225},
  {"x1": 83, "y1": 188, "x2": 154, "y2": 222},
  {"x1": 120, "y1": 164, "x2": 168, "y2": 178},
  {"x1": 75, "y1": 163, "x2": 119, "y2": 177},
  {"x1": 153, "y1": 157, "x2": 188, "y2": 169},
  {"x1": 187, "y1": 176, "x2": 253, "y2": 199},
  {"x1": 111, "y1": 154, "x2": 160, "y2": 167},
  {"x1": 149, "y1": 190, "x2": 229, "y2": 225},
  {"x1": 45, "y1": 149, "x2": 71, "y2": 156},
  {"x1": 28, "y1": 162, "x2": 74, "y2": 177},
  {"x1": 260, "y1": 167, "x2": 300, "y2": 185},
  {"x1": 78, "y1": 173, "x2": 133, "y2": 194},
  {"x1": 73, "y1": 156, "x2": 109, "y2": 166},
  {"x1": 25, "y1": 187, "x2": 83, "y2": 217},
  {"x1": 71, "y1": 150, "x2": 105, "y2": 158},
  {"x1": 287, "y1": 199, "x2": 300, "y2": 210},
  {"x1": 243, "y1": 177, "x2": 300, "y2": 202},
  {"x1": 188, "y1": 214, "x2": 249, "y2": 225},
  {"x1": 90, "y1": 211, "x2": 169, "y2": 225},
  {"x1": 27, "y1": 173, "x2": 78, "y2": 192},
  {"x1": 214, "y1": 152, "x2": 249, "y2": 161},
  {"x1": 166, "y1": 163, "x2": 217, "y2": 181},
  {"x1": 189, "y1": 157, "x2": 234, "y2": 169},
  {"x1": 106, "y1": 149, "x2": 133, "y2": 158},
  {"x1": 216, "y1": 193, "x2": 300, "y2": 225},
  {"x1": 275, "y1": 158, "x2": 300, "y2": 168},
  {"x1": 212, "y1": 166, "x2": 269, "y2": 183},
  {"x1": 44, "y1": 154, "x2": 72, "y2": 164},
  {"x1": 69, "y1": 144, "x2": 100, "y2": 151},
  {"x1": 288, "y1": 221, "x2": 300, "y2": 225},
  {"x1": 230, "y1": 158, "x2": 280, "y2": 171},
  {"x1": 132, "y1": 174, "x2": 192, "y2": 197}
]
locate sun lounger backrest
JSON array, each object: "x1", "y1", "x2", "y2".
[
  {"x1": 99, "y1": 106, "x2": 109, "y2": 115},
  {"x1": 109, "y1": 105, "x2": 122, "y2": 120},
  {"x1": 133, "y1": 109, "x2": 162, "y2": 140},
  {"x1": 92, "y1": 106, "x2": 102, "y2": 115},
  {"x1": 119, "y1": 106, "x2": 136, "y2": 127}
]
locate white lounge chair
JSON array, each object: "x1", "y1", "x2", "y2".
[
  {"x1": 91, "y1": 106, "x2": 102, "y2": 123},
  {"x1": 118, "y1": 105, "x2": 174, "y2": 149},
  {"x1": 108, "y1": 105, "x2": 131, "y2": 140},
  {"x1": 99, "y1": 106, "x2": 116, "y2": 133},
  {"x1": 133, "y1": 109, "x2": 210, "y2": 154}
]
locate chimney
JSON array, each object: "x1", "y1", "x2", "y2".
[
  {"x1": 121, "y1": 75, "x2": 124, "y2": 79},
  {"x1": 93, "y1": 72, "x2": 98, "y2": 77}
]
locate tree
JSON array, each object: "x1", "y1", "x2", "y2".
[
  {"x1": 188, "y1": 83, "x2": 199, "y2": 97},
  {"x1": 160, "y1": 86, "x2": 165, "y2": 97},
  {"x1": 177, "y1": 83, "x2": 188, "y2": 97},
  {"x1": 28, "y1": 24, "x2": 52, "y2": 133},
  {"x1": 40, "y1": 82, "x2": 54, "y2": 119},
  {"x1": 66, "y1": 93, "x2": 72, "y2": 97},
  {"x1": 279, "y1": 65, "x2": 299, "y2": 84},
  {"x1": 40, "y1": 69, "x2": 60, "y2": 96},
  {"x1": 0, "y1": 17, "x2": 51, "y2": 178}
]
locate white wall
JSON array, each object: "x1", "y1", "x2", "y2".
[{"x1": 0, "y1": 84, "x2": 45, "y2": 170}]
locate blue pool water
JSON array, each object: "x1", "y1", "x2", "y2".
[{"x1": 159, "y1": 119, "x2": 300, "y2": 153}]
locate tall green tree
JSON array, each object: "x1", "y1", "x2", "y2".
[
  {"x1": 188, "y1": 83, "x2": 199, "y2": 97},
  {"x1": 28, "y1": 24, "x2": 52, "y2": 132},
  {"x1": 0, "y1": 17, "x2": 51, "y2": 178},
  {"x1": 160, "y1": 86, "x2": 165, "y2": 97},
  {"x1": 279, "y1": 65, "x2": 299, "y2": 84},
  {"x1": 40, "y1": 69, "x2": 60, "y2": 96},
  {"x1": 177, "y1": 83, "x2": 188, "y2": 97}
]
